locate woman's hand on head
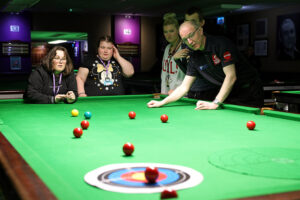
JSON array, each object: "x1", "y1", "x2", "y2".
[
  {"x1": 112, "y1": 45, "x2": 121, "y2": 59},
  {"x1": 173, "y1": 49, "x2": 190, "y2": 60}
]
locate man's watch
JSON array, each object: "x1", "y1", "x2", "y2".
[{"x1": 212, "y1": 98, "x2": 222, "y2": 105}]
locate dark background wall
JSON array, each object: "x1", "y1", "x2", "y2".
[
  {"x1": 226, "y1": 4, "x2": 300, "y2": 80},
  {"x1": 2, "y1": 4, "x2": 300, "y2": 81},
  {"x1": 31, "y1": 13, "x2": 111, "y2": 58}
]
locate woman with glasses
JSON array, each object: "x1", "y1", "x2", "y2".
[
  {"x1": 24, "y1": 46, "x2": 77, "y2": 104},
  {"x1": 161, "y1": 13, "x2": 185, "y2": 95}
]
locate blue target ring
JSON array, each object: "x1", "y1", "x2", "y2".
[{"x1": 107, "y1": 167, "x2": 180, "y2": 187}]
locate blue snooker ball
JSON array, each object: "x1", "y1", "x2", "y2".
[{"x1": 84, "y1": 111, "x2": 92, "y2": 119}]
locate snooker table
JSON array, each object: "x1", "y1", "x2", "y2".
[
  {"x1": 273, "y1": 91, "x2": 300, "y2": 113},
  {"x1": 1, "y1": 94, "x2": 300, "y2": 200}
]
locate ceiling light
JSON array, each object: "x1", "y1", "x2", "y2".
[{"x1": 48, "y1": 40, "x2": 67, "y2": 44}]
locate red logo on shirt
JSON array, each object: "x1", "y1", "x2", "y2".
[
  {"x1": 223, "y1": 51, "x2": 232, "y2": 62},
  {"x1": 162, "y1": 59, "x2": 176, "y2": 74},
  {"x1": 212, "y1": 54, "x2": 221, "y2": 65}
]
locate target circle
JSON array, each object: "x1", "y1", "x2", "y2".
[
  {"x1": 84, "y1": 163, "x2": 203, "y2": 193},
  {"x1": 208, "y1": 147, "x2": 300, "y2": 179}
]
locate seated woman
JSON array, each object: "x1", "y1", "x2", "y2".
[
  {"x1": 24, "y1": 46, "x2": 77, "y2": 104},
  {"x1": 76, "y1": 35, "x2": 134, "y2": 97}
]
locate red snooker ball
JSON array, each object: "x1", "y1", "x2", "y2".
[
  {"x1": 145, "y1": 166, "x2": 159, "y2": 183},
  {"x1": 73, "y1": 128, "x2": 83, "y2": 138},
  {"x1": 160, "y1": 189, "x2": 178, "y2": 199},
  {"x1": 81, "y1": 120, "x2": 90, "y2": 129},
  {"x1": 123, "y1": 142, "x2": 134, "y2": 156},
  {"x1": 247, "y1": 121, "x2": 256, "y2": 130},
  {"x1": 128, "y1": 111, "x2": 136, "y2": 119},
  {"x1": 160, "y1": 114, "x2": 168, "y2": 123}
]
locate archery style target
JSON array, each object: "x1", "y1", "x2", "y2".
[{"x1": 84, "y1": 163, "x2": 203, "y2": 193}]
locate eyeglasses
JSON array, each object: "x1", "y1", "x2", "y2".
[
  {"x1": 53, "y1": 57, "x2": 67, "y2": 62},
  {"x1": 182, "y1": 27, "x2": 200, "y2": 43}
]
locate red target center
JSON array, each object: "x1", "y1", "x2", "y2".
[{"x1": 120, "y1": 171, "x2": 167, "y2": 183}]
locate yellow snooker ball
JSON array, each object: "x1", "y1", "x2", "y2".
[{"x1": 71, "y1": 109, "x2": 79, "y2": 117}]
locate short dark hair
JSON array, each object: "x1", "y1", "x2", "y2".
[
  {"x1": 96, "y1": 35, "x2": 116, "y2": 49},
  {"x1": 186, "y1": 7, "x2": 204, "y2": 22},
  {"x1": 41, "y1": 46, "x2": 73, "y2": 76}
]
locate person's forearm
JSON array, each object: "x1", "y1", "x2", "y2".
[
  {"x1": 76, "y1": 76, "x2": 86, "y2": 95},
  {"x1": 215, "y1": 75, "x2": 236, "y2": 103},
  {"x1": 115, "y1": 56, "x2": 134, "y2": 77},
  {"x1": 26, "y1": 87, "x2": 54, "y2": 103},
  {"x1": 161, "y1": 84, "x2": 188, "y2": 105}
]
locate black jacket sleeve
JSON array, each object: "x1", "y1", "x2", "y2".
[
  {"x1": 64, "y1": 72, "x2": 78, "y2": 104},
  {"x1": 23, "y1": 69, "x2": 55, "y2": 104}
]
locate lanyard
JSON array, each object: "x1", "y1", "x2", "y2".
[
  {"x1": 52, "y1": 73, "x2": 62, "y2": 96},
  {"x1": 98, "y1": 57, "x2": 111, "y2": 76},
  {"x1": 166, "y1": 40, "x2": 181, "y2": 75},
  {"x1": 168, "y1": 39, "x2": 181, "y2": 57}
]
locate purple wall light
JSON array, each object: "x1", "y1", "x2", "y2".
[
  {"x1": 0, "y1": 13, "x2": 31, "y2": 74},
  {"x1": 114, "y1": 15, "x2": 140, "y2": 44},
  {"x1": 0, "y1": 13, "x2": 31, "y2": 42}
]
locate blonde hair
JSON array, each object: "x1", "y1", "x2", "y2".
[{"x1": 163, "y1": 13, "x2": 179, "y2": 29}]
